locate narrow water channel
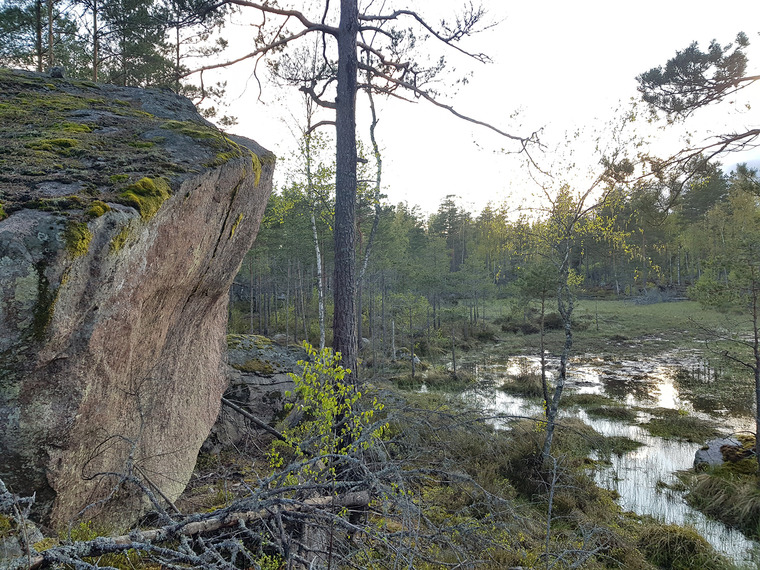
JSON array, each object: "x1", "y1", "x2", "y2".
[{"x1": 458, "y1": 354, "x2": 760, "y2": 567}]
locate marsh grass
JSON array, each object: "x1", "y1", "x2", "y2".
[
  {"x1": 637, "y1": 522, "x2": 734, "y2": 570},
  {"x1": 642, "y1": 408, "x2": 721, "y2": 442},
  {"x1": 498, "y1": 371, "x2": 545, "y2": 398},
  {"x1": 492, "y1": 299, "x2": 756, "y2": 358},
  {"x1": 563, "y1": 393, "x2": 639, "y2": 423},
  {"x1": 679, "y1": 439, "x2": 760, "y2": 541}
]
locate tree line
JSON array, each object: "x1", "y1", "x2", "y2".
[{"x1": 230, "y1": 140, "x2": 760, "y2": 359}]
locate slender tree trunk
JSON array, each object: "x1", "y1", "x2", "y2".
[
  {"x1": 392, "y1": 319, "x2": 396, "y2": 360},
  {"x1": 542, "y1": 274, "x2": 574, "y2": 465},
  {"x1": 300, "y1": 263, "x2": 308, "y2": 342},
  {"x1": 249, "y1": 259, "x2": 255, "y2": 334},
  {"x1": 677, "y1": 244, "x2": 682, "y2": 286},
  {"x1": 410, "y1": 307, "x2": 415, "y2": 379},
  {"x1": 286, "y1": 262, "x2": 291, "y2": 344},
  {"x1": 46, "y1": 0, "x2": 53, "y2": 68},
  {"x1": 312, "y1": 213, "x2": 326, "y2": 349},
  {"x1": 333, "y1": 0, "x2": 359, "y2": 375},
  {"x1": 92, "y1": 0, "x2": 98, "y2": 81},
  {"x1": 540, "y1": 297, "x2": 548, "y2": 414},
  {"x1": 258, "y1": 270, "x2": 263, "y2": 333},
  {"x1": 381, "y1": 277, "x2": 386, "y2": 360},
  {"x1": 451, "y1": 326, "x2": 457, "y2": 376},
  {"x1": 35, "y1": 0, "x2": 43, "y2": 72},
  {"x1": 752, "y1": 277, "x2": 760, "y2": 478}
]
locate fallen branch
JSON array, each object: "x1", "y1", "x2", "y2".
[{"x1": 8, "y1": 492, "x2": 369, "y2": 570}]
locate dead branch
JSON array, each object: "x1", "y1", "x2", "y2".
[
  {"x1": 10, "y1": 492, "x2": 370, "y2": 570},
  {"x1": 221, "y1": 396, "x2": 286, "y2": 440}
]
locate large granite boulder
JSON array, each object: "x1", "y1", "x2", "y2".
[{"x1": 0, "y1": 69, "x2": 274, "y2": 529}]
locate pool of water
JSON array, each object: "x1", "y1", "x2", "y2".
[{"x1": 460, "y1": 354, "x2": 760, "y2": 566}]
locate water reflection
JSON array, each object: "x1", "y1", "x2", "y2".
[{"x1": 462, "y1": 355, "x2": 760, "y2": 566}]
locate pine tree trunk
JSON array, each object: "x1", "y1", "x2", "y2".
[{"x1": 332, "y1": 0, "x2": 359, "y2": 376}]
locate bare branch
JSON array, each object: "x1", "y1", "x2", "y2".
[
  {"x1": 359, "y1": 6, "x2": 493, "y2": 63},
  {"x1": 202, "y1": 0, "x2": 336, "y2": 36},
  {"x1": 358, "y1": 62, "x2": 537, "y2": 146}
]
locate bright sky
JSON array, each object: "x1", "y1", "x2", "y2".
[{"x1": 219, "y1": 1, "x2": 760, "y2": 216}]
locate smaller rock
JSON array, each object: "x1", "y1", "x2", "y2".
[
  {"x1": 694, "y1": 437, "x2": 740, "y2": 470},
  {"x1": 48, "y1": 66, "x2": 65, "y2": 78},
  {"x1": 0, "y1": 520, "x2": 44, "y2": 561}
]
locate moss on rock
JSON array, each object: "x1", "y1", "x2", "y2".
[
  {"x1": 64, "y1": 221, "x2": 93, "y2": 257},
  {"x1": 109, "y1": 226, "x2": 131, "y2": 253},
  {"x1": 232, "y1": 358, "x2": 275, "y2": 375},
  {"x1": 86, "y1": 200, "x2": 111, "y2": 218},
  {"x1": 118, "y1": 177, "x2": 171, "y2": 220},
  {"x1": 229, "y1": 213, "x2": 244, "y2": 238}
]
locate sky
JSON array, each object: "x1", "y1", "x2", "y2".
[{"x1": 217, "y1": 1, "x2": 760, "y2": 216}]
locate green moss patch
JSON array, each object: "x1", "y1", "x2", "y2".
[
  {"x1": 229, "y1": 213, "x2": 244, "y2": 238},
  {"x1": 64, "y1": 221, "x2": 93, "y2": 257},
  {"x1": 109, "y1": 174, "x2": 130, "y2": 184},
  {"x1": 128, "y1": 140, "x2": 155, "y2": 149},
  {"x1": 118, "y1": 177, "x2": 171, "y2": 220},
  {"x1": 163, "y1": 120, "x2": 263, "y2": 183},
  {"x1": 0, "y1": 201, "x2": 6, "y2": 221},
  {"x1": 86, "y1": 200, "x2": 110, "y2": 218},
  {"x1": 232, "y1": 358, "x2": 275, "y2": 375},
  {"x1": 109, "y1": 226, "x2": 131, "y2": 253},
  {"x1": 227, "y1": 334, "x2": 272, "y2": 350},
  {"x1": 27, "y1": 138, "x2": 79, "y2": 152},
  {"x1": 0, "y1": 513, "x2": 13, "y2": 538},
  {"x1": 53, "y1": 121, "x2": 92, "y2": 134}
]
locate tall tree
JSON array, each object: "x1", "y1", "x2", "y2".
[{"x1": 197, "y1": 0, "x2": 534, "y2": 377}]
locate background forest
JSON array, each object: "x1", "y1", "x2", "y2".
[{"x1": 230, "y1": 157, "x2": 760, "y2": 363}]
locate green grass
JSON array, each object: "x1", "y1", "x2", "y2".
[{"x1": 491, "y1": 298, "x2": 756, "y2": 357}]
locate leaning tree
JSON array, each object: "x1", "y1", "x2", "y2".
[{"x1": 195, "y1": 0, "x2": 537, "y2": 376}]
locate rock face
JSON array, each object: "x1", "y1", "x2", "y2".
[{"x1": 0, "y1": 69, "x2": 274, "y2": 528}]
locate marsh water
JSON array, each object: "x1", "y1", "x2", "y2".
[{"x1": 454, "y1": 350, "x2": 760, "y2": 566}]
